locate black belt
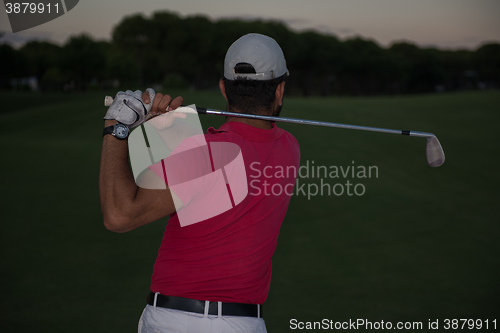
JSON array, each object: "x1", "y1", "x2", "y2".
[{"x1": 147, "y1": 292, "x2": 262, "y2": 318}]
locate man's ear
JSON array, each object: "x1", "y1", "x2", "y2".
[
  {"x1": 219, "y1": 79, "x2": 228, "y2": 101},
  {"x1": 275, "y1": 81, "x2": 285, "y2": 106}
]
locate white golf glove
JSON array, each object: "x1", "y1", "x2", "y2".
[{"x1": 104, "y1": 88, "x2": 156, "y2": 128}]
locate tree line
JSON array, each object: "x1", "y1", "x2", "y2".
[{"x1": 1, "y1": 10, "x2": 499, "y2": 95}]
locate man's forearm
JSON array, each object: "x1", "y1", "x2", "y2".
[
  {"x1": 99, "y1": 91, "x2": 183, "y2": 232},
  {"x1": 99, "y1": 120, "x2": 138, "y2": 228}
]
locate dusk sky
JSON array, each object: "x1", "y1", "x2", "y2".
[{"x1": 1, "y1": 0, "x2": 499, "y2": 49}]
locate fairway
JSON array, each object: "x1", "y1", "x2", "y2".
[{"x1": 0, "y1": 90, "x2": 498, "y2": 332}]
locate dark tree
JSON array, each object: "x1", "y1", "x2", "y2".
[
  {"x1": 112, "y1": 14, "x2": 157, "y2": 86},
  {"x1": 0, "y1": 43, "x2": 26, "y2": 89},
  {"x1": 59, "y1": 34, "x2": 109, "y2": 90}
]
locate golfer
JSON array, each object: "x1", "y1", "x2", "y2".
[{"x1": 99, "y1": 33, "x2": 300, "y2": 333}]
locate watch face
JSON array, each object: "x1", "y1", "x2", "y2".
[{"x1": 115, "y1": 124, "x2": 129, "y2": 139}]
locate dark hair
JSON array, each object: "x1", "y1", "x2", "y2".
[{"x1": 223, "y1": 63, "x2": 286, "y2": 116}]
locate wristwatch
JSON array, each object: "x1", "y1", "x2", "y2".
[{"x1": 103, "y1": 123, "x2": 130, "y2": 140}]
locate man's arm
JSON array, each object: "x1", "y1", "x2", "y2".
[
  {"x1": 99, "y1": 93, "x2": 184, "y2": 233},
  {"x1": 99, "y1": 120, "x2": 177, "y2": 233}
]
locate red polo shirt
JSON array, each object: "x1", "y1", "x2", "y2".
[{"x1": 149, "y1": 121, "x2": 300, "y2": 304}]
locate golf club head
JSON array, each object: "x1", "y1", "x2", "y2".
[{"x1": 426, "y1": 136, "x2": 445, "y2": 167}]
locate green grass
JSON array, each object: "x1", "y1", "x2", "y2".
[{"x1": 0, "y1": 90, "x2": 498, "y2": 332}]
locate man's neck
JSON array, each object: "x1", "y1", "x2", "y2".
[{"x1": 225, "y1": 107, "x2": 274, "y2": 129}]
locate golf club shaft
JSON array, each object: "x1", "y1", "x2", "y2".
[
  {"x1": 194, "y1": 106, "x2": 444, "y2": 167},
  {"x1": 194, "y1": 106, "x2": 435, "y2": 139}
]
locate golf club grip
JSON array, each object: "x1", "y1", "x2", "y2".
[
  {"x1": 192, "y1": 106, "x2": 207, "y2": 114},
  {"x1": 104, "y1": 96, "x2": 207, "y2": 114}
]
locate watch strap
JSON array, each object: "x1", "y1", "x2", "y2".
[{"x1": 103, "y1": 125, "x2": 115, "y2": 137}]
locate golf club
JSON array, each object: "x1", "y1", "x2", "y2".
[{"x1": 104, "y1": 96, "x2": 445, "y2": 167}]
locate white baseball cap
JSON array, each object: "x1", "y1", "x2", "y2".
[{"x1": 224, "y1": 33, "x2": 289, "y2": 81}]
